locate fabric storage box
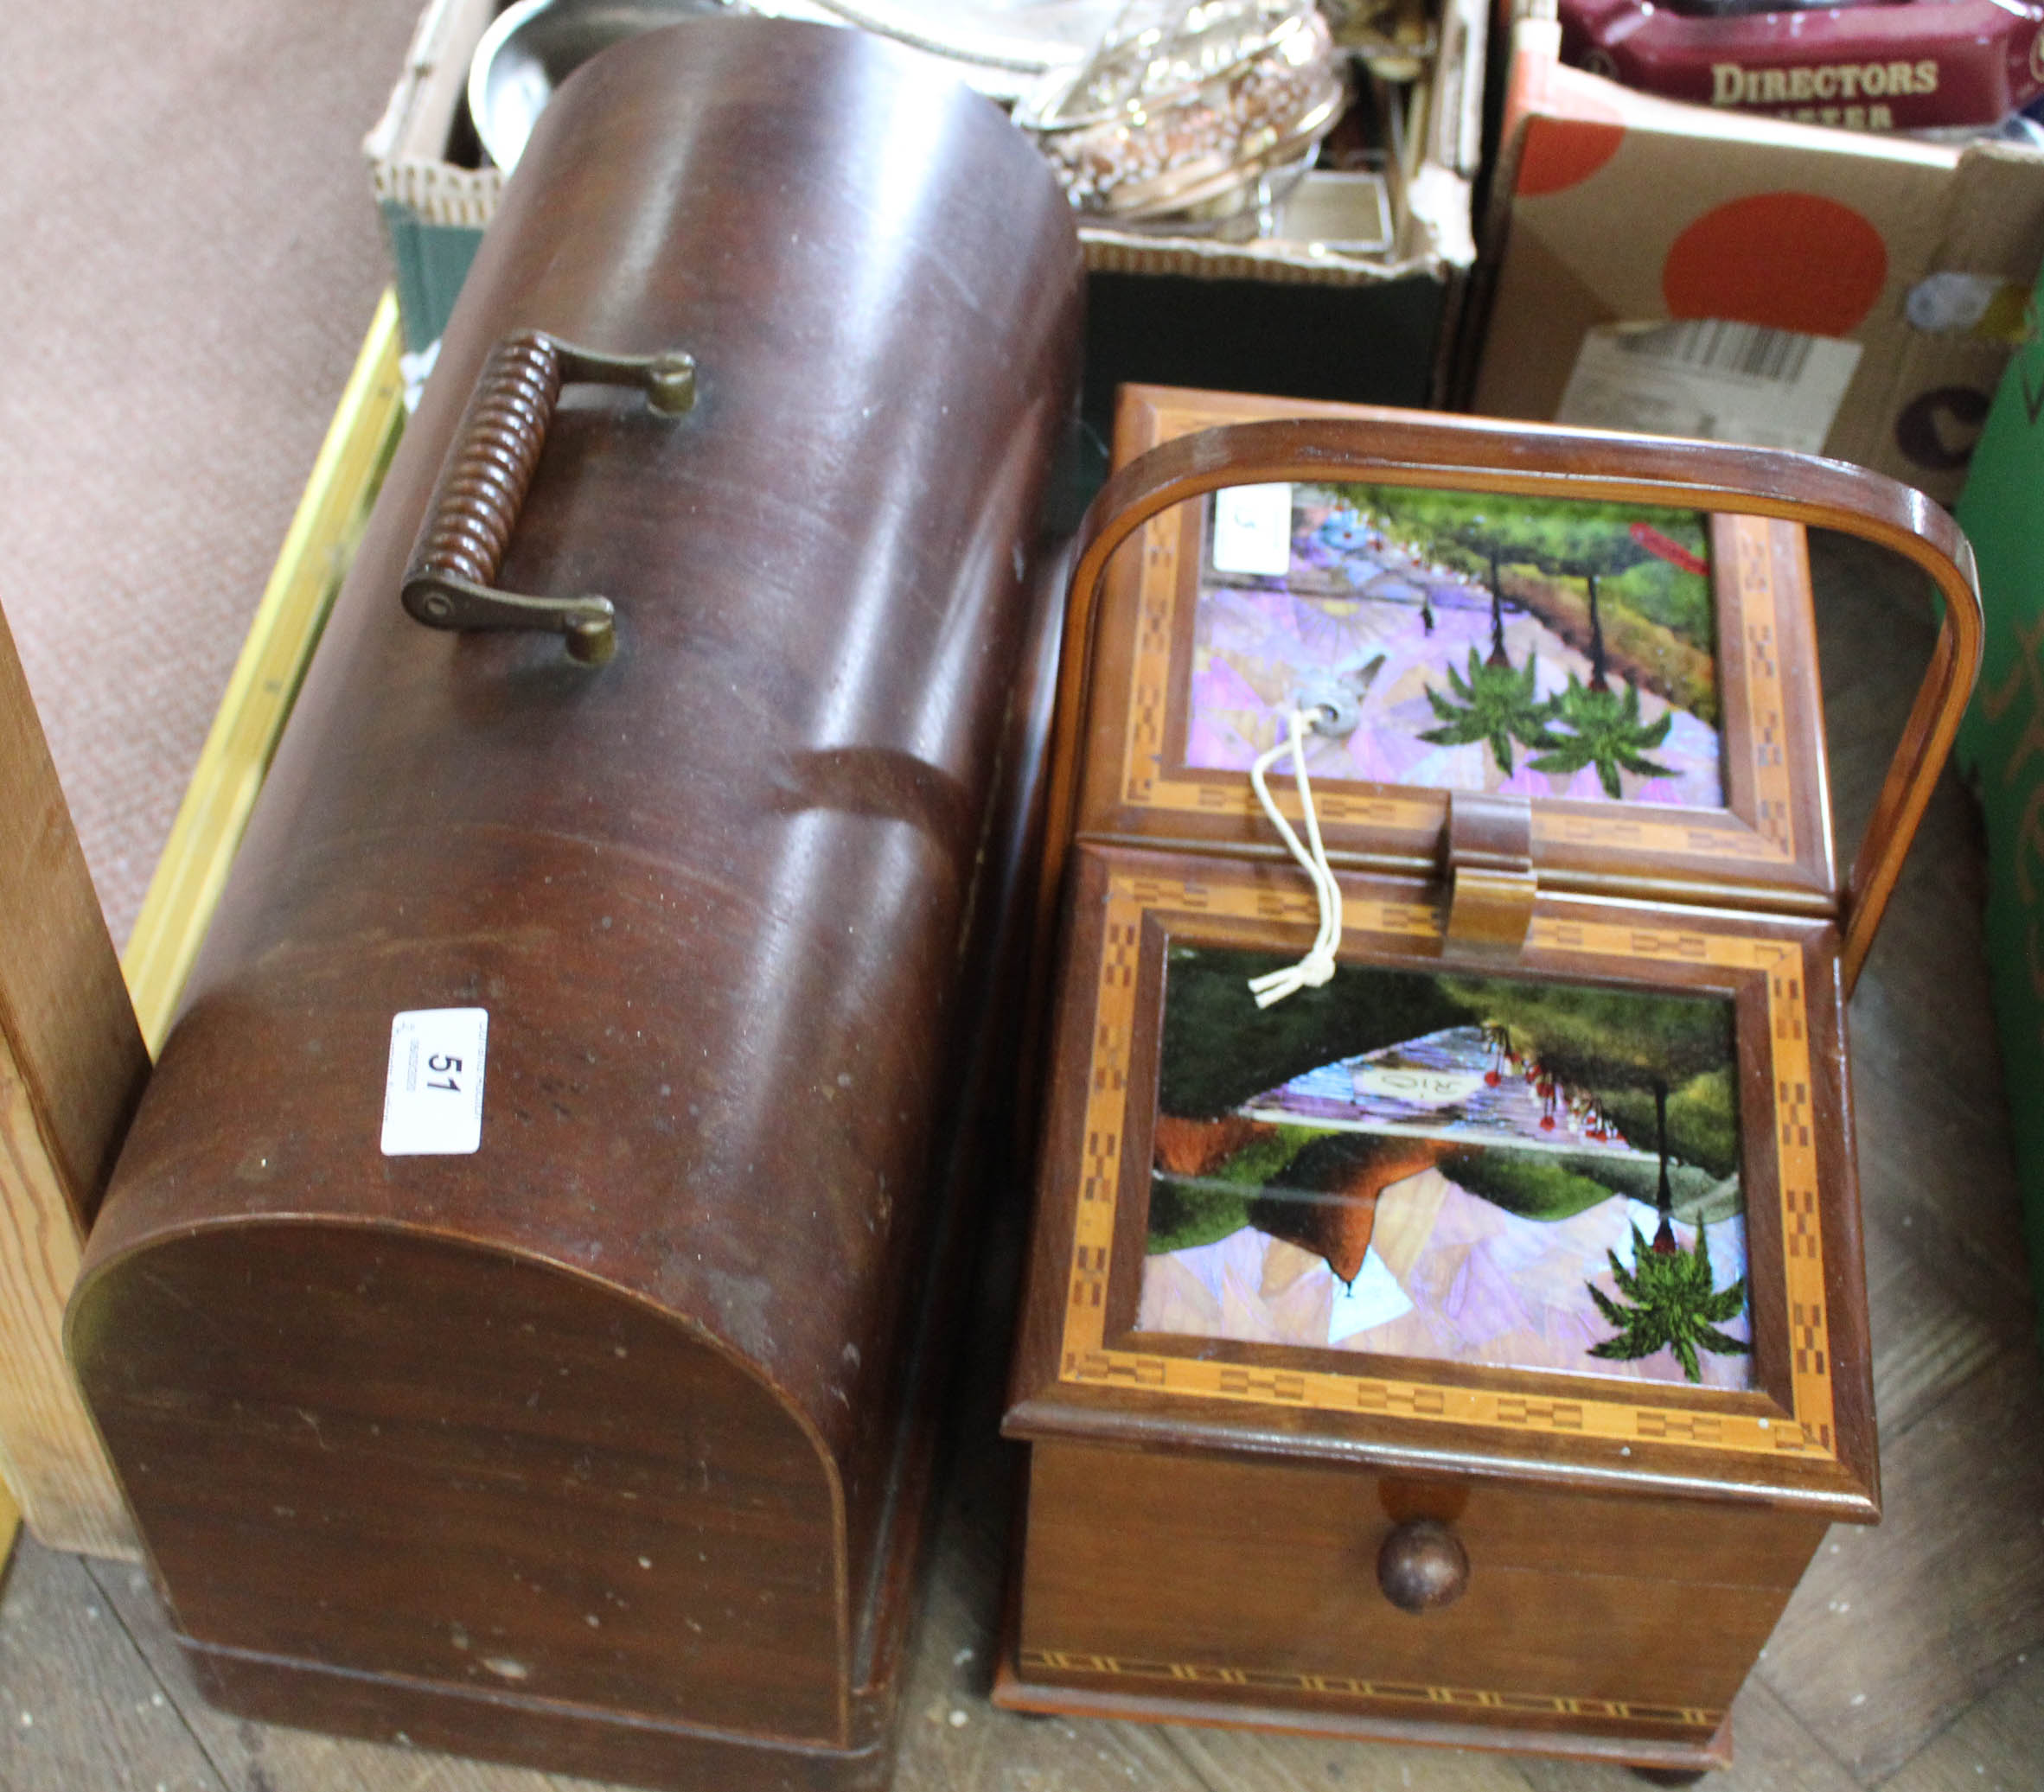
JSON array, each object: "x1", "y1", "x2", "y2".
[
  {"x1": 71, "y1": 20, "x2": 1081, "y2": 1791},
  {"x1": 995, "y1": 385, "x2": 1981, "y2": 1773}
]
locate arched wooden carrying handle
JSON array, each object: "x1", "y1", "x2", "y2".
[
  {"x1": 401, "y1": 329, "x2": 697, "y2": 666},
  {"x1": 1037, "y1": 413, "x2": 1984, "y2": 997}
]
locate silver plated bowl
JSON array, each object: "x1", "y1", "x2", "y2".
[
  {"x1": 1021, "y1": 3, "x2": 1345, "y2": 226},
  {"x1": 468, "y1": 0, "x2": 732, "y2": 171}
]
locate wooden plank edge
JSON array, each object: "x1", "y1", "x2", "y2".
[
  {"x1": 0, "y1": 1023, "x2": 136, "y2": 1559},
  {"x1": 0, "y1": 293, "x2": 401, "y2": 1562},
  {"x1": 0, "y1": 1469, "x2": 18, "y2": 1576},
  {"x1": 120, "y1": 290, "x2": 406, "y2": 1053},
  {"x1": 0, "y1": 593, "x2": 143, "y2": 1559}
]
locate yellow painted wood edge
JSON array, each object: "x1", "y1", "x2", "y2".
[
  {"x1": 0, "y1": 1473, "x2": 18, "y2": 1576},
  {"x1": 121, "y1": 292, "x2": 406, "y2": 1054}
]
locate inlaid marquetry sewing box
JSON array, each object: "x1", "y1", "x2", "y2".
[{"x1": 996, "y1": 386, "x2": 1983, "y2": 1776}]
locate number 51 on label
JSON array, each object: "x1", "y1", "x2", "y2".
[{"x1": 381, "y1": 1008, "x2": 489, "y2": 1156}]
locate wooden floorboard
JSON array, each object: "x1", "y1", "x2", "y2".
[
  {"x1": 1757, "y1": 1347, "x2": 2044, "y2": 1783},
  {"x1": 1859, "y1": 1201, "x2": 2018, "y2": 1438},
  {"x1": 0, "y1": 545, "x2": 2038, "y2": 1791},
  {"x1": 1515, "y1": 1680, "x2": 1862, "y2": 1792},
  {"x1": 0, "y1": 1538, "x2": 224, "y2": 1792},
  {"x1": 1889, "y1": 1650, "x2": 2044, "y2": 1792}
]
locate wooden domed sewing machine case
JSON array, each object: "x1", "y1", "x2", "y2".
[
  {"x1": 67, "y1": 20, "x2": 1081, "y2": 1791},
  {"x1": 995, "y1": 386, "x2": 1983, "y2": 1775}
]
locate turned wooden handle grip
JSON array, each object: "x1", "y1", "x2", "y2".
[
  {"x1": 412, "y1": 330, "x2": 566, "y2": 596},
  {"x1": 1037, "y1": 414, "x2": 1984, "y2": 996},
  {"x1": 401, "y1": 331, "x2": 696, "y2": 665},
  {"x1": 1377, "y1": 1518, "x2": 1469, "y2": 1612}
]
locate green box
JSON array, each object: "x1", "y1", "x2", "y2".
[{"x1": 1953, "y1": 275, "x2": 2044, "y2": 1349}]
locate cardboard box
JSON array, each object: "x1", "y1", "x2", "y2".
[
  {"x1": 362, "y1": 0, "x2": 500, "y2": 354},
  {"x1": 1075, "y1": 0, "x2": 1487, "y2": 422},
  {"x1": 366, "y1": 0, "x2": 1489, "y2": 412},
  {"x1": 1460, "y1": 6, "x2": 2044, "y2": 505}
]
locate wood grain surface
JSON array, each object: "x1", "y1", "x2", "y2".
[
  {"x1": 0, "y1": 607, "x2": 150, "y2": 1234},
  {"x1": 0, "y1": 602, "x2": 142, "y2": 1559},
  {"x1": 1014, "y1": 1442, "x2": 1824, "y2": 1742}
]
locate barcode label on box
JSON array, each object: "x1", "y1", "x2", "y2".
[
  {"x1": 1210, "y1": 482, "x2": 1294, "y2": 577},
  {"x1": 381, "y1": 1008, "x2": 488, "y2": 1156},
  {"x1": 1556, "y1": 320, "x2": 1862, "y2": 456}
]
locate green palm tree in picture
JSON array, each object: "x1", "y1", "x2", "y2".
[
  {"x1": 1417, "y1": 647, "x2": 1555, "y2": 775},
  {"x1": 1531, "y1": 674, "x2": 1675, "y2": 799},
  {"x1": 1588, "y1": 1221, "x2": 1750, "y2": 1383}
]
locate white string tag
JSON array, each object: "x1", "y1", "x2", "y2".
[{"x1": 1246, "y1": 706, "x2": 1343, "y2": 1009}]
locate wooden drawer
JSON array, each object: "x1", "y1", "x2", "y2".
[{"x1": 1016, "y1": 1440, "x2": 1825, "y2": 1746}]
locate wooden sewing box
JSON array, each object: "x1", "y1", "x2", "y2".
[{"x1": 995, "y1": 386, "x2": 1983, "y2": 1776}]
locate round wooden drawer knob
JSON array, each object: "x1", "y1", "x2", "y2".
[{"x1": 1377, "y1": 1519, "x2": 1469, "y2": 1612}]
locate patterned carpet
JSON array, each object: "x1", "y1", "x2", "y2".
[{"x1": 0, "y1": 0, "x2": 425, "y2": 943}]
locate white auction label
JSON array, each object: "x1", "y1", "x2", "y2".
[
  {"x1": 1556, "y1": 318, "x2": 1862, "y2": 456},
  {"x1": 1210, "y1": 481, "x2": 1294, "y2": 577},
  {"x1": 380, "y1": 1008, "x2": 488, "y2": 1156}
]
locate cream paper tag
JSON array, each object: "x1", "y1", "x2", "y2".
[
  {"x1": 1210, "y1": 482, "x2": 1294, "y2": 577},
  {"x1": 380, "y1": 1008, "x2": 488, "y2": 1156}
]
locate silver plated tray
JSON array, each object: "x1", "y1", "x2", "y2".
[{"x1": 468, "y1": 0, "x2": 731, "y2": 169}]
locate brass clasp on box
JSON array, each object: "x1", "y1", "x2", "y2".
[
  {"x1": 1442, "y1": 791, "x2": 1536, "y2": 953},
  {"x1": 401, "y1": 330, "x2": 697, "y2": 666}
]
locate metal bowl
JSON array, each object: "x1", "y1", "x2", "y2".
[
  {"x1": 468, "y1": 0, "x2": 731, "y2": 172},
  {"x1": 1022, "y1": 5, "x2": 1345, "y2": 226}
]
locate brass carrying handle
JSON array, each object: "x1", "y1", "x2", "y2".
[
  {"x1": 401, "y1": 329, "x2": 697, "y2": 666},
  {"x1": 1036, "y1": 413, "x2": 1984, "y2": 997}
]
